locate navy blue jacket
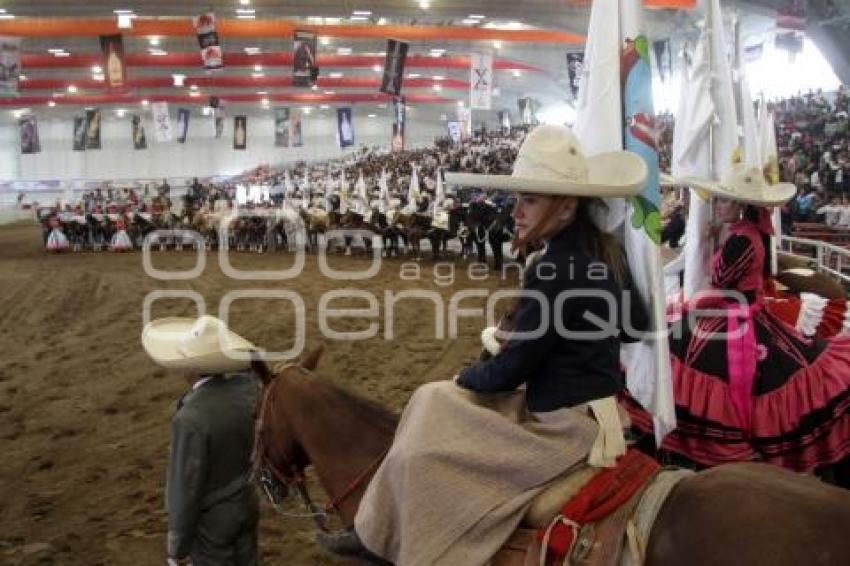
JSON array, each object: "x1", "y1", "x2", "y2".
[{"x1": 456, "y1": 222, "x2": 647, "y2": 412}]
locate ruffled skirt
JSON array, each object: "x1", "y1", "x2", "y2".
[
  {"x1": 46, "y1": 228, "x2": 69, "y2": 251},
  {"x1": 110, "y1": 229, "x2": 133, "y2": 251},
  {"x1": 627, "y1": 306, "x2": 850, "y2": 472}
]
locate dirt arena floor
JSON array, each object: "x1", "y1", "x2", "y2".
[{"x1": 0, "y1": 221, "x2": 521, "y2": 565}]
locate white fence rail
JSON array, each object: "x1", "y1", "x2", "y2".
[{"x1": 778, "y1": 235, "x2": 850, "y2": 284}]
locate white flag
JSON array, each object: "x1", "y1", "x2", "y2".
[
  {"x1": 470, "y1": 52, "x2": 493, "y2": 110},
  {"x1": 759, "y1": 105, "x2": 781, "y2": 273},
  {"x1": 151, "y1": 102, "x2": 173, "y2": 143},
  {"x1": 675, "y1": 0, "x2": 738, "y2": 300},
  {"x1": 356, "y1": 169, "x2": 368, "y2": 201},
  {"x1": 405, "y1": 165, "x2": 420, "y2": 214}
]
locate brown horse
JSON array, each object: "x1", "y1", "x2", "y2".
[{"x1": 252, "y1": 352, "x2": 850, "y2": 566}]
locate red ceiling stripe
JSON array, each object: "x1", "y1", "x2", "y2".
[
  {"x1": 0, "y1": 93, "x2": 452, "y2": 106},
  {"x1": 20, "y1": 53, "x2": 542, "y2": 72},
  {"x1": 21, "y1": 77, "x2": 469, "y2": 90}
]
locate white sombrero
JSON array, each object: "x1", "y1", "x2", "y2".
[
  {"x1": 444, "y1": 125, "x2": 647, "y2": 197},
  {"x1": 682, "y1": 163, "x2": 796, "y2": 207},
  {"x1": 142, "y1": 315, "x2": 259, "y2": 373}
]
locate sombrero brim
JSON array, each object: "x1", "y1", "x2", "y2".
[
  {"x1": 142, "y1": 317, "x2": 258, "y2": 373},
  {"x1": 681, "y1": 177, "x2": 796, "y2": 207},
  {"x1": 444, "y1": 151, "x2": 647, "y2": 198}
]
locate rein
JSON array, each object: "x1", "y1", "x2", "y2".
[{"x1": 252, "y1": 366, "x2": 388, "y2": 530}]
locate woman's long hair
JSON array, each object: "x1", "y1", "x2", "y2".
[
  {"x1": 514, "y1": 196, "x2": 628, "y2": 286},
  {"x1": 743, "y1": 204, "x2": 772, "y2": 278}
]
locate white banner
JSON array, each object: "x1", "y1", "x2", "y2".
[
  {"x1": 470, "y1": 52, "x2": 493, "y2": 110},
  {"x1": 457, "y1": 107, "x2": 472, "y2": 140},
  {"x1": 151, "y1": 102, "x2": 173, "y2": 143}
]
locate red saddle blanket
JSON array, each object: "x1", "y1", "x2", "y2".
[{"x1": 536, "y1": 449, "x2": 659, "y2": 561}]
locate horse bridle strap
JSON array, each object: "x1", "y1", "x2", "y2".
[{"x1": 324, "y1": 446, "x2": 390, "y2": 513}]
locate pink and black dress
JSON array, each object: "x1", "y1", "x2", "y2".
[{"x1": 627, "y1": 218, "x2": 850, "y2": 471}]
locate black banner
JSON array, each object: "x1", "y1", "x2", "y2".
[
  {"x1": 380, "y1": 39, "x2": 408, "y2": 96},
  {"x1": 293, "y1": 30, "x2": 318, "y2": 87},
  {"x1": 99, "y1": 34, "x2": 127, "y2": 89},
  {"x1": 275, "y1": 107, "x2": 290, "y2": 147},
  {"x1": 132, "y1": 115, "x2": 147, "y2": 149},
  {"x1": 566, "y1": 52, "x2": 583, "y2": 99},
  {"x1": 337, "y1": 107, "x2": 354, "y2": 148},
  {"x1": 85, "y1": 109, "x2": 102, "y2": 150},
  {"x1": 392, "y1": 96, "x2": 405, "y2": 151},
  {"x1": 176, "y1": 108, "x2": 190, "y2": 144},
  {"x1": 19, "y1": 115, "x2": 40, "y2": 154},
  {"x1": 73, "y1": 116, "x2": 86, "y2": 151}
]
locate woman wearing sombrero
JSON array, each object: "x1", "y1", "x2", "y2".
[
  {"x1": 318, "y1": 125, "x2": 650, "y2": 564},
  {"x1": 626, "y1": 164, "x2": 850, "y2": 476}
]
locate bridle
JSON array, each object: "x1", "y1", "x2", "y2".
[{"x1": 252, "y1": 366, "x2": 388, "y2": 532}]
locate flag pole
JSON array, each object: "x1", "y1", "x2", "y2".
[{"x1": 707, "y1": 0, "x2": 717, "y2": 244}]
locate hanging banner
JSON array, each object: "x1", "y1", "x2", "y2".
[
  {"x1": 176, "y1": 108, "x2": 190, "y2": 143},
  {"x1": 497, "y1": 110, "x2": 511, "y2": 133},
  {"x1": 85, "y1": 109, "x2": 102, "y2": 150},
  {"x1": 743, "y1": 41, "x2": 764, "y2": 63},
  {"x1": 457, "y1": 107, "x2": 472, "y2": 141},
  {"x1": 518, "y1": 97, "x2": 533, "y2": 125},
  {"x1": 652, "y1": 39, "x2": 672, "y2": 81},
  {"x1": 131, "y1": 115, "x2": 147, "y2": 149},
  {"x1": 775, "y1": 31, "x2": 804, "y2": 57},
  {"x1": 470, "y1": 52, "x2": 493, "y2": 110},
  {"x1": 213, "y1": 107, "x2": 224, "y2": 138},
  {"x1": 193, "y1": 12, "x2": 223, "y2": 70},
  {"x1": 99, "y1": 34, "x2": 127, "y2": 89},
  {"x1": 290, "y1": 109, "x2": 304, "y2": 147},
  {"x1": 0, "y1": 37, "x2": 20, "y2": 96},
  {"x1": 234, "y1": 116, "x2": 247, "y2": 149},
  {"x1": 380, "y1": 39, "x2": 408, "y2": 96},
  {"x1": 275, "y1": 107, "x2": 290, "y2": 147},
  {"x1": 19, "y1": 115, "x2": 40, "y2": 154},
  {"x1": 337, "y1": 107, "x2": 354, "y2": 148},
  {"x1": 392, "y1": 96, "x2": 405, "y2": 152},
  {"x1": 293, "y1": 30, "x2": 318, "y2": 87},
  {"x1": 72, "y1": 116, "x2": 87, "y2": 151},
  {"x1": 151, "y1": 101, "x2": 172, "y2": 142},
  {"x1": 566, "y1": 52, "x2": 583, "y2": 99},
  {"x1": 447, "y1": 122, "x2": 461, "y2": 144}
]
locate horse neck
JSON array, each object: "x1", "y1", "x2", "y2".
[{"x1": 276, "y1": 370, "x2": 396, "y2": 524}]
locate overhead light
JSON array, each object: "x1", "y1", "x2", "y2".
[
  {"x1": 324, "y1": 17, "x2": 342, "y2": 24},
  {"x1": 492, "y1": 40, "x2": 502, "y2": 50},
  {"x1": 419, "y1": 1, "x2": 430, "y2": 9},
  {"x1": 47, "y1": 101, "x2": 56, "y2": 108},
  {"x1": 189, "y1": 91, "x2": 201, "y2": 98},
  {"x1": 236, "y1": 8, "x2": 255, "y2": 15},
  {"x1": 141, "y1": 99, "x2": 150, "y2": 106},
  {"x1": 67, "y1": 85, "x2": 78, "y2": 94},
  {"x1": 368, "y1": 113, "x2": 376, "y2": 118},
  {"x1": 320, "y1": 104, "x2": 330, "y2": 109},
  {"x1": 432, "y1": 84, "x2": 442, "y2": 92},
  {"x1": 117, "y1": 14, "x2": 133, "y2": 29},
  {"x1": 350, "y1": 16, "x2": 369, "y2": 22},
  {"x1": 54, "y1": 52, "x2": 71, "y2": 58},
  {"x1": 252, "y1": 72, "x2": 265, "y2": 78},
  {"x1": 91, "y1": 65, "x2": 102, "y2": 73},
  {"x1": 484, "y1": 21, "x2": 527, "y2": 30},
  {"x1": 113, "y1": 9, "x2": 134, "y2": 14},
  {"x1": 11, "y1": 109, "x2": 28, "y2": 119},
  {"x1": 311, "y1": 84, "x2": 318, "y2": 90},
  {"x1": 328, "y1": 72, "x2": 343, "y2": 79},
  {"x1": 320, "y1": 37, "x2": 331, "y2": 46},
  {"x1": 432, "y1": 75, "x2": 445, "y2": 81},
  {"x1": 378, "y1": 103, "x2": 387, "y2": 108},
  {"x1": 457, "y1": 100, "x2": 465, "y2": 107},
  {"x1": 468, "y1": 14, "x2": 485, "y2": 19},
  {"x1": 172, "y1": 74, "x2": 186, "y2": 87},
  {"x1": 303, "y1": 106, "x2": 312, "y2": 114},
  {"x1": 462, "y1": 19, "x2": 480, "y2": 25},
  {"x1": 148, "y1": 36, "x2": 161, "y2": 46},
  {"x1": 150, "y1": 49, "x2": 168, "y2": 56},
  {"x1": 512, "y1": 69, "x2": 522, "y2": 78},
  {"x1": 48, "y1": 48, "x2": 66, "y2": 54},
  {"x1": 18, "y1": 74, "x2": 26, "y2": 81},
  {"x1": 256, "y1": 90, "x2": 268, "y2": 95},
  {"x1": 377, "y1": 17, "x2": 387, "y2": 25},
  {"x1": 337, "y1": 47, "x2": 352, "y2": 55},
  {"x1": 240, "y1": 0, "x2": 251, "y2": 5},
  {"x1": 0, "y1": 14, "x2": 15, "y2": 20},
  {"x1": 352, "y1": 10, "x2": 372, "y2": 16},
  {"x1": 202, "y1": 106, "x2": 213, "y2": 116},
  {"x1": 324, "y1": 90, "x2": 336, "y2": 95},
  {"x1": 237, "y1": 13, "x2": 256, "y2": 19},
  {"x1": 244, "y1": 47, "x2": 261, "y2": 55},
  {"x1": 307, "y1": 16, "x2": 324, "y2": 24},
  {"x1": 253, "y1": 64, "x2": 263, "y2": 72},
  {"x1": 116, "y1": 108, "x2": 126, "y2": 117},
  {"x1": 372, "y1": 64, "x2": 382, "y2": 72},
  {"x1": 190, "y1": 84, "x2": 199, "y2": 91},
  {"x1": 93, "y1": 73, "x2": 105, "y2": 82},
  {"x1": 429, "y1": 48, "x2": 445, "y2": 57},
  {"x1": 261, "y1": 97, "x2": 270, "y2": 106},
  {"x1": 407, "y1": 73, "x2": 421, "y2": 79}
]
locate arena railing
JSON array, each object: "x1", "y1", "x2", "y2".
[{"x1": 778, "y1": 235, "x2": 850, "y2": 284}]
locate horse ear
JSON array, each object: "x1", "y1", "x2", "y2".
[{"x1": 299, "y1": 343, "x2": 325, "y2": 372}]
